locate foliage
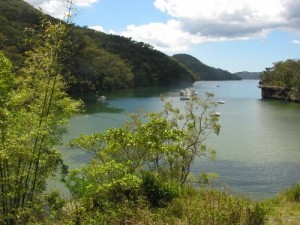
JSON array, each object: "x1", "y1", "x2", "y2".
[
  {"x1": 283, "y1": 182, "x2": 300, "y2": 202},
  {"x1": 66, "y1": 160, "x2": 143, "y2": 210},
  {"x1": 70, "y1": 46, "x2": 134, "y2": 90},
  {"x1": 261, "y1": 59, "x2": 300, "y2": 90},
  {"x1": 0, "y1": 0, "x2": 42, "y2": 68},
  {"x1": 173, "y1": 53, "x2": 241, "y2": 81},
  {"x1": 0, "y1": 51, "x2": 13, "y2": 102},
  {"x1": 40, "y1": 186, "x2": 268, "y2": 225},
  {"x1": 0, "y1": 0, "x2": 194, "y2": 92},
  {"x1": 140, "y1": 171, "x2": 180, "y2": 208},
  {"x1": 264, "y1": 183, "x2": 300, "y2": 225},
  {"x1": 65, "y1": 93, "x2": 220, "y2": 223},
  {"x1": 0, "y1": 16, "x2": 81, "y2": 224},
  {"x1": 70, "y1": 93, "x2": 220, "y2": 184},
  {"x1": 160, "y1": 188, "x2": 267, "y2": 225}
]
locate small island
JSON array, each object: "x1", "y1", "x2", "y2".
[{"x1": 259, "y1": 59, "x2": 300, "y2": 103}]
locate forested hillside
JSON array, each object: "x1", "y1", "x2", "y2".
[
  {"x1": 172, "y1": 54, "x2": 241, "y2": 81},
  {"x1": 0, "y1": 0, "x2": 42, "y2": 67},
  {"x1": 0, "y1": 0, "x2": 194, "y2": 92},
  {"x1": 234, "y1": 71, "x2": 261, "y2": 79}
]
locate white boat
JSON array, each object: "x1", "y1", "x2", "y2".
[
  {"x1": 97, "y1": 96, "x2": 106, "y2": 102},
  {"x1": 180, "y1": 88, "x2": 197, "y2": 100},
  {"x1": 210, "y1": 112, "x2": 221, "y2": 117},
  {"x1": 217, "y1": 99, "x2": 225, "y2": 104}
]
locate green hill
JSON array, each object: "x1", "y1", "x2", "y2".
[
  {"x1": 235, "y1": 71, "x2": 261, "y2": 79},
  {"x1": 0, "y1": 0, "x2": 194, "y2": 92},
  {"x1": 172, "y1": 54, "x2": 241, "y2": 81}
]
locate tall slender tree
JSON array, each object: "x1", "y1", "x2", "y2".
[{"x1": 0, "y1": 13, "x2": 81, "y2": 225}]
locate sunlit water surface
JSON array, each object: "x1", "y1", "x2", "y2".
[{"x1": 55, "y1": 80, "x2": 300, "y2": 200}]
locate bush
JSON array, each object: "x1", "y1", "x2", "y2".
[{"x1": 141, "y1": 171, "x2": 181, "y2": 208}]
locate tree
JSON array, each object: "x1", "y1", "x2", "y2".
[
  {"x1": 67, "y1": 94, "x2": 220, "y2": 215},
  {"x1": 261, "y1": 59, "x2": 300, "y2": 90},
  {"x1": 0, "y1": 17, "x2": 81, "y2": 224}
]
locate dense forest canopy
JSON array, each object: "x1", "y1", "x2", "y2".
[
  {"x1": 261, "y1": 59, "x2": 300, "y2": 90},
  {"x1": 0, "y1": 0, "x2": 194, "y2": 92},
  {"x1": 172, "y1": 54, "x2": 241, "y2": 81}
]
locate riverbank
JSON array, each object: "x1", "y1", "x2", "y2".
[
  {"x1": 39, "y1": 182, "x2": 300, "y2": 224},
  {"x1": 266, "y1": 183, "x2": 300, "y2": 224},
  {"x1": 259, "y1": 85, "x2": 300, "y2": 103}
]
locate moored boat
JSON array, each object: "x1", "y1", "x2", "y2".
[
  {"x1": 180, "y1": 88, "x2": 197, "y2": 100},
  {"x1": 210, "y1": 112, "x2": 221, "y2": 117},
  {"x1": 97, "y1": 96, "x2": 106, "y2": 102}
]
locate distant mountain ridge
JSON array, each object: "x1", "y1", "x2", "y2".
[
  {"x1": 172, "y1": 54, "x2": 241, "y2": 81},
  {"x1": 234, "y1": 71, "x2": 261, "y2": 79}
]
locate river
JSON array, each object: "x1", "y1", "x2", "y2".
[{"x1": 57, "y1": 80, "x2": 300, "y2": 200}]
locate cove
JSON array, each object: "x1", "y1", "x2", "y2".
[{"x1": 57, "y1": 80, "x2": 300, "y2": 200}]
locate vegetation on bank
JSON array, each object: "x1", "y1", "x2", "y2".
[
  {"x1": 1, "y1": 2, "x2": 299, "y2": 225},
  {"x1": 0, "y1": 16, "x2": 81, "y2": 224},
  {"x1": 266, "y1": 183, "x2": 300, "y2": 225},
  {"x1": 0, "y1": 0, "x2": 194, "y2": 92},
  {"x1": 260, "y1": 59, "x2": 300, "y2": 102},
  {"x1": 0, "y1": 15, "x2": 268, "y2": 223},
  {"x1": 261, "y1": 59, "x2": 300, "y2": 90}
]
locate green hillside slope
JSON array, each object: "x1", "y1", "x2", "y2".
[
  {"x1": 0, "y1": 0, "x2": 194, "y2": 92},
  {"x1": 172, "y1": 54, "x2": 241, "y2": 81}
]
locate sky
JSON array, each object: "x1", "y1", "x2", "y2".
[{"x1": 24, "y1": 0, "x2": 300, "y2": 73}]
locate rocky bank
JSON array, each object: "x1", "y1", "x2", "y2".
[{"x1": 259, "y1": 85, "x2": 300, "y2": 103}]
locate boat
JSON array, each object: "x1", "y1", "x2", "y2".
[
  {"x1": 97, "y1": 96, "x2": 106, "y2": 102},
  {"x1": 217, "y1": 99, "x2": 225, "y2": 104},
  {"x1": 179, "y1": 88, "x2": 197, "y2": 100},
  {"x1": 210, "y1": 112, "x2": 221, "y2": 117}
]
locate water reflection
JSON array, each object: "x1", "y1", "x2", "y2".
[{"x1": 59, "y1": 80, "x2": 300, "y2": 200}]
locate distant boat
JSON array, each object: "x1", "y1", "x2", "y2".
[
  {"x1": 217, "y1": 99, "x2": 225, "y2": 104},
  {"x1": 180, "y1": 88, "x2": 197, "y2": 100},
  {"x1": 97, "y1": 96, "x2": 106, "y2": 102},
  {"x1": 210, "y1": 112, "x2": 221, "y2": 117}
]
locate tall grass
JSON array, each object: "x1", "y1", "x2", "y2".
[
  {"x1": 283, "y1": 182, "x2": 300, "y2": 202},
  {"x1": 34, "y1": 186, "x2": 268, "y2": 224},
  {"x1": 158, "y1": 187, "x2": 267, "y2": 225}
]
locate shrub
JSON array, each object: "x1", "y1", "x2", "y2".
[{"x1": 141, "y1": 171, "x2": 181, "y2": 208}]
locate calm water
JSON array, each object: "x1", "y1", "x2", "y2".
[{"x1": 58, "y1": 80, "x2": 300, "y2": 200}]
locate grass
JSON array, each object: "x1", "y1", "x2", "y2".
[
  {"x1": 266, "y1": 183, "x2": 300, "y2": 225},
  {"x1": 31, "y1": 183, "x2": 300, "y2": 224}
]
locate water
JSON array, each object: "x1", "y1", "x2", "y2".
[{"x1": 57, "y1": 80, "x2": 300, "y2": 200}]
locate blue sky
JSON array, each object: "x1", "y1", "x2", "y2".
[{"x1": 25, "y1": 0, "x2": 300, "y2": 73}]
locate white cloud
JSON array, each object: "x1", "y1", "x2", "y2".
[
  {"x1": 121, "y1": 20, "x2": 198, "y2": 52},
  {"x1": 73, "y1": 0, "x2": 99, "y2": 7},
  {"x1": 292, "y1": 40, "x2": 300, "y2": 45},
  {"x1": 152, "y1": 0, "x2": 293, "y2": 37},
  {"x1": 24, "y1": 0, "x2": 98, "y2": 19},
  {"x1": 121, "y1": 0, "x2": 300, "y2": 52},
  {"x1": 120, "y1": 20, "x2": 247, "y2": 53},
  {"x1": 89, "y1": 25, "x2": 104, "y2": 32},
  {"x1": 25, "y1": 0, "x2": 300, "y2": 53}
]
